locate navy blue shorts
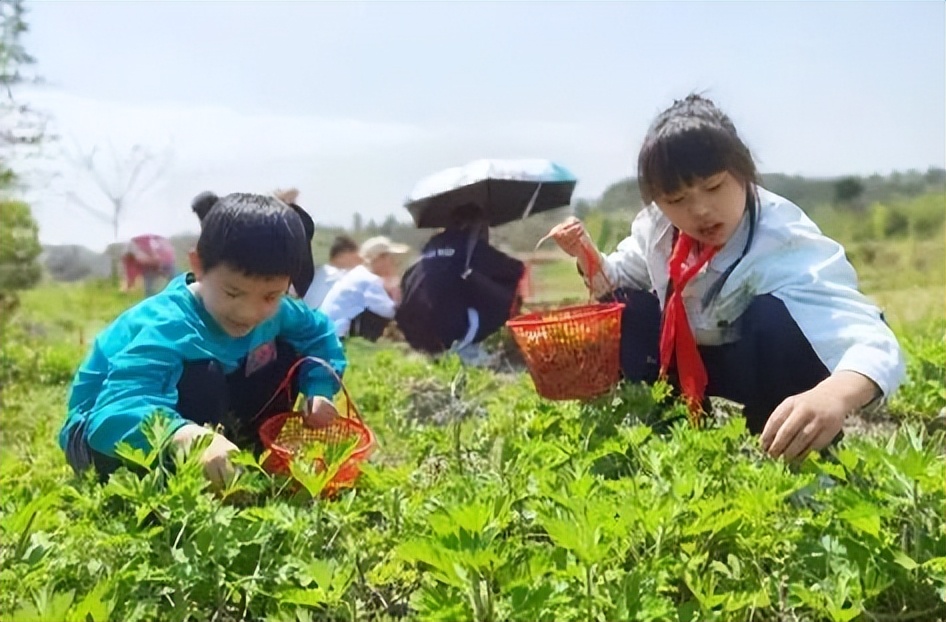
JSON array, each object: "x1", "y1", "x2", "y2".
[
  {"x1": 65, "y1": 340, "x2": 302, "y2": 479},
  {"x1": 607, "y1": 288, "x2": 831, "y2": 434}
]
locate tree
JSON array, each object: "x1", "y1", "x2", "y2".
[
  {"x1": 379, "y1": 214, "x2": 398, "y2": 236},
  {"x1": 1, "y1": 0, "x2": 47, "y2": 189},
  {"x1": 352, "y1": 212, "x2": 363, "y2": 234},
  {"x1": 833, "y1": 176, "x2": 864, "y2": 207},
  {"x1": 1, "y1": 0, "x2": 45, "y2": 320},
  {"x1": 64, "y1": 141, "x2": 174, "y2": 242},
  {"x1": 0, "y1": 198, "x2": 42, "y2": 315}
]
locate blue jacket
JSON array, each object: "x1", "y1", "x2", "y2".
[{"x1": 59, "y1": 273, "x2": 347, "y2": 458}]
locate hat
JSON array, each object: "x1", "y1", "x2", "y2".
[{"x1": 360, "y1": 236, "x2": 410, "y2": 261}]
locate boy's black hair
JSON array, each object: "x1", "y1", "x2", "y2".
[
  {"x1": 195, "y1": 192, "x2": 312, "y2": 293},
  {"x1": 328, "y1": 235, "x2": 358, "y2": 260},
  {"x1": 191, "y1": 191, "x2": 219, "y2": 223},
  {"x1": 637, "y1": 94, "x2": 760, "y2": 205}
]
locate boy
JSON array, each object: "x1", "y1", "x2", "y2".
[{"x1": 60, "y1": 193, "x2": 346, "y2": 487}]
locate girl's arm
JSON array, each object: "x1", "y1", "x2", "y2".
[
  {"x1": 550, "y1": 209, "x2": 655, "y2": 298},
  {"x1": 752, "y1": 226, "x2": 906, "y2": 459}
]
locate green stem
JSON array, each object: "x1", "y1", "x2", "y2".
[
  {"x1": 454, "y1": 419, "x2": 465, "y2": 475},
  {"x1": 469, "y1": 572, "x2": 486, "y2": 621},
  {"x1": 585, "y1": 564, "x2": 594, "y2": 621},
  {"x1": 912, "y1": 479, "x2": 921, "y2": 566}
]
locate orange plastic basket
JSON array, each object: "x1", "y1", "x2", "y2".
[
  {"x1": 506, "y1": 236, "x2": 624, "y2": 401},
  {"x1": 507, "y1": 302, "x2": 624, "y2": 400},
  {"x1": 256, "y1": 357, "x2": 377, "y2": 492}
]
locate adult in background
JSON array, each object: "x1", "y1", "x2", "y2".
[
  {"x1": 396, "y1": 204, "x2": 525, "y2": 365},
  {"x1": 120, "y1": 234, "x2": 177, "y2": 296}
]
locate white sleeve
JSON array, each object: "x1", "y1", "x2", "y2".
[
  {"x1": 594, "y1": 207, "x2": 655, "y2": 295},
  {"x1": 763, "y1": 236, "x2": 906, "y2": 397},
  {"x1": 364, "y1": 280, "x2": 397, "y2": 319}
]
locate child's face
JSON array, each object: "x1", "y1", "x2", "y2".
[
  {"x1": 189, "y1": 253, "x2": 289, "y2": 337},
  {"x1": 654, "y1": 171, "x2": 747, "y2": 247}
]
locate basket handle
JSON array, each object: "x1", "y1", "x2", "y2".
[
  {"x1": 534, "y1": 230, "x2": 615, "y2": 301},
  {"x1": 250, "y1": 356, "x2": 363, "y2": 423}
]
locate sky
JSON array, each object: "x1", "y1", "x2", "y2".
[{"x1": 13, "y1": 0, "x2": 946, "y2": 251}]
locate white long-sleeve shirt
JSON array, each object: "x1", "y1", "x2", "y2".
[
  {"x1": 320, "y1": 265, "x2": 397, "y2": 338},
  {"x1": 303, "y1": 265, "x2": 346, "y2": 310},
  {"x1": 596, "y1": 187, "x2": 905, "y2": 397}
]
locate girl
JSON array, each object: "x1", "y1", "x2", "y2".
[{"x1": 550, "y1": 94, "x2": 904, "y2": 461}]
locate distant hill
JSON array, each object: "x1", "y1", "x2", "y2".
[{"x1": 41, "y1": 168, "x2": 946, "y2": 281}]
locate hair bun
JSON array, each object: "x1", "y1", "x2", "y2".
[{"x1": 191, "y1": 191, "x2": 219, "y2": 222}]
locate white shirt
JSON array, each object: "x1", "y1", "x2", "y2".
[
  {"x1": 303, "y1": 265, "x2": 345, "y2": 310},
  {"x1": 596, "y1": 187, "x2": 905, "y2": 397},
  {"x1": 320, "y1": 265, "x2": 398, "y2": 338}
]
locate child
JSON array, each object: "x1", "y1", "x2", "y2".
[
  {"x1": 304, "y1": 235, "x2": 362, "y2": 310},
  {"x1": 60, "y1": 192, "x2": 347, "y2": 488},
  {"x1": 320, "y1": 236, "x2": 409, "y2": 341},
  {"x1": 549, "y1": 94, "x2": 905, "y2": 461}
]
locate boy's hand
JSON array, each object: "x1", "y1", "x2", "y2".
[
  {"x1": 303, "y1": 397, "x2": 340, "y2": 429},
  {"x1": 172, "y1": 423, "x2": 239, "y2": 488}
]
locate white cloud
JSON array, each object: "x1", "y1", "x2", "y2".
[{"x1": 16, "y1": 88, "x2": 626, "y2": 251}]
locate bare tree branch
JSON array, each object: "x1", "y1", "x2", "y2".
[
  {"x1": 65, "y1": 191, "x2": 113, "y2": 224},
  {"x1": 62, "y1": 139, "x2": 174, "y2": 241}
]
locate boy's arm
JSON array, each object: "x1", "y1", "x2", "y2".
[
  {"x1": 83, "y1": 330, "x2": 189, "y2": 457},
  {"x1": 279, "y1": 299, "x2": 348, "y2": 398}
]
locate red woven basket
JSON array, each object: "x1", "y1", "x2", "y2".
[
  {"x1": 506, "y1": 237, "x2": 625, "y2": 401},
  {"x1": 507, "y1": 302, "x2": 624, "y2": 400},
  {"x1": 256, "y1": 357, "x2": 377, "y2": 492}
]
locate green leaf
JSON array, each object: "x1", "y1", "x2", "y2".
[
  {"x1": 893, "y1": 550, "x2": 919, "y2": 571},
  {"x1": 838, "y1": 501, "x2": 881, "y2": 538},
  {"x1": 397, "y1": 540, "x2": 467, "y2": 589}
]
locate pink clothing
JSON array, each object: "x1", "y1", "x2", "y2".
[{"x1": 122, "y1": 235, "x2": 176, "y2": 291}]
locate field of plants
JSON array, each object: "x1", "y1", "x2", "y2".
[{"x1": 0, "y1": 255, "x2": 943, "y2": 622}]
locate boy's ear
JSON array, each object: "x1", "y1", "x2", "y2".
[{"x1": 188, "y1": 250, "x2": 203, "y2": 277}]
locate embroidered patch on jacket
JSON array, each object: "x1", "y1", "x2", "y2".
[{"x1": 245, "y1": 341, "x2": 277, "y2": 376}]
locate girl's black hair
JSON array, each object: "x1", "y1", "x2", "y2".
[
  {"x1": 638, "y1": 93, "x2": 760, "y2": 203},
  {"x1": 195, "y1": 192, "x2": 313, "y2": 294},
  {"x1": 638, "y1": 94, "x2": 761, "y2": 307}
]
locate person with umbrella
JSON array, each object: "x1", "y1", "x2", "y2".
[
  {"x1": 397, "y1": 203, "x2": 525, "y2": 365},
  {"x1": 397, "y1": 158, "x2": 575, "y2": 364}
]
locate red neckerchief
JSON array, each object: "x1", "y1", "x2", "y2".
[{"x1": 659, "y1": 232, "x2": 719, "y2": 421}]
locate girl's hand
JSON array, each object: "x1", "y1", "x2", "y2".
[
  {"x1": 761, "y1": 371, "x2": 880, "y2": 461},
  {"x1": 545, "y1": 217, "x2": 609, "y2": 295},
  {"x1": 303, "y1": 396, "x2": 339, "y2": 429},
  {"x1": 548, "y1": 217, "x2": 591, "y2": 258}
]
